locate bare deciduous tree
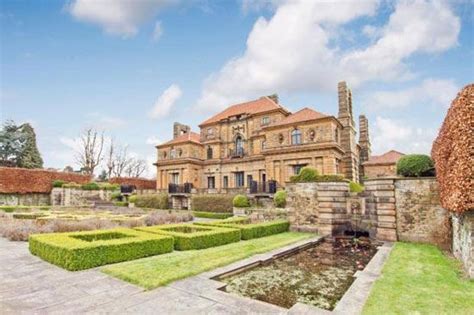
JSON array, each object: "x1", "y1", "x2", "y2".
[
  {"x1": 75, "y1": 128, "x2": 104, "y2": 175},
  {"x1": 105, "y1": 138, "x2": 115, "y2": 179},
  {"x1": 125, "y1": 158, "x2": 148, "y2": 178},
  {"x1": 112, "y1": 145, "x2": 131, "y2": 177}
]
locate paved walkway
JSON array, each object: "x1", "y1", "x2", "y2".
[{"x1": 0, "y1": 237, "x2": 322, "y2": 314}]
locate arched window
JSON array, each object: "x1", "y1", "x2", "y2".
[
  {"x1": 291, "y1": 129, "x2": 302, "y2": 145},
  {"x1": 235, "y1": 135, "x2": 243, "y2": 155},
  {"x1": 207, "y1": 146, "x2": 213, "y2": 159},
  {"x1": 170, "y1": 149, "x2": 176, "y2": 158}
]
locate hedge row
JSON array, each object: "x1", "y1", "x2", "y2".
[
  {"x1": 191, "y1": 195, "x2": 234, "y2": 213},
  {"x1": 134, "y1": 194, "x2": 169, "y2": 209},
  {"x1": 135, "y1": 224, "x2": 241, "y2": 250},
  {"x1": 192, "y1": 211, "x2": 233, "y2": 219},
  {"x1": 29, "y1": 229, "x2": 174, "y2": 271},
  {"x1": 196, "y1": 219, "x2": 289, "y2": 240},
  {"x1": 13, "y1": 213, "x2": 48, "y2": 219}
]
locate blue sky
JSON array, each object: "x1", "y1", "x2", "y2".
[{"x1": 1, "y1": 0, "x2": 472, "y2": 177}]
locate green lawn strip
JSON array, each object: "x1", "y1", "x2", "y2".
[
  {"x1": 102, "y1": 231, "x2": 313, "y2": 290},
  {"x1": 363, "y1": 242, "x2": 474, "y2": 315}
]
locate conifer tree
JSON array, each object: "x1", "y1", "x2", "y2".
[{"x1": 17, "y1": 123, "x2": 43, "y2": 169}]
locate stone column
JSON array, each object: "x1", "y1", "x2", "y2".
[
  {"x1": 316, "y1": 182, "x2": 350, "y2": 236},
  {"x1": 365, "y1": 179, "x2": 397, "y2": 241}
]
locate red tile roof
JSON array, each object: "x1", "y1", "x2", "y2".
[
  {"x1": 267, "y1": 107, "x2": 328, "y2": 127},
  {"x1": 364, "y1": 150, "x2": 405, "y2": 165},
  {"x1": 200, "y1": 97, "x2": 287, "y2": 126},
  {"x1": 160, "y1": 132, "x2": 201, "y2": 146}
]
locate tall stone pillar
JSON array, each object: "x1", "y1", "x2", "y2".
[
  {"x1": 359, "y1": 115, "x2": 371, "y2": 181},
  {"x1": 365, "y1": 179, "x2": 397, "y2": 241},
  {"x1": 338, "y1": 81, "x2": 359, "y2": 182}
]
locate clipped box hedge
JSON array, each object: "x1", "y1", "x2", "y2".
[
  {"x1": 192, "y1": 211, "x2": 233, "y2": 219},
  {"x1": 135, "y1": 223, "x2": 241, "y2": 250},
  {"x1": 29, "y1": 228, "x2": 174, "y2": 271},
  {"x1": 197, "y1": 219, "x2": 290, "y2": 240},
  {"x1": 134, "y1": 194, "x2": 169, "y2": 209},
  {"x1": 191, "y1": 194, "x2": 234, "y2": 213}
]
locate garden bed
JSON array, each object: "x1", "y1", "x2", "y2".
[
  {"x1": 135, "y1": 223, "x2": 241, "y2": 250},
  {"x1": 29, "y1": 228, "x2": 174, "y2": 270}
]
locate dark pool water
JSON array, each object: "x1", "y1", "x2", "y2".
[{"x1": 220, "y1": 237, "x2": 379, "y2": 310}]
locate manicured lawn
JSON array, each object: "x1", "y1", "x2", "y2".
[
  {"x1": 363, "y1": 242, "x2": 474, "y2": 315},
  {"x1": 102, "y1": 231, "x2": 313, "y2": 289}
]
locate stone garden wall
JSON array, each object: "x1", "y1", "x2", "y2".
[
  {"x1": 0, "y1": 193, "x2": 50, "y2": 206},
  {"x1": 51, "y1": 188, "x2": 116, "y2": 206},
  {"x1": 285, "y1": 178, "x2": 447, "y2": 244},
  {"x1": 452, "y1": 211, "x2": 474, "y2": 277}
]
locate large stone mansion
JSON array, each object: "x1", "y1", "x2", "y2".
[{"x1": 154, "y1": 81, "x2": 371, "y2": 192}]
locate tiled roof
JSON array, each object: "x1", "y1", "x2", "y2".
[
  {"x1": 160, "y1": 132, "x2": 201, "y2": 146},
  {"x1": 267, "y1": 107, "x2": 328, "y2": 127},
  {"x1": 200, "y1": 97, "x2": 286, "y2": 126},
  {"x1": 364, "y1": 150, "x2": 405, "y2": 165}
]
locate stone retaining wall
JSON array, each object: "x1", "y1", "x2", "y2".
[
  {"x1": 452, "y1": 211, "x2": 474, "y2": 277},
  {"x1": 51, "y1": 188, "x2": 116, "y2": 206},
  {"x1": 0, "y1": 193, "x2": 50, "y2": 206}
]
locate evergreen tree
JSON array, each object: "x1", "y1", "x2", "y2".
[
  {"x1": 17, "y1": 123, "x2": 43, "y2": 169},
  {"x1": 0, "y1": 120, "x2": 24, "y2": 167}
]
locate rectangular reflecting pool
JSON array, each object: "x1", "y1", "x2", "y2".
[{"x1": 216, "y1": 237, "x2": 380, "y2": 310}]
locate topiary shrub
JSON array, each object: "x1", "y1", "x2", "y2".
[
  {"x1": 29, "y1": 228, "x2": 174, "y2": 270},
  {"x1": 81, "y1": 182, "x2": 100, "y2": 190},
  {"x1": 113, "y1": 201, "x2": 128, "y2": 207},
  {"x1": 191, "y1": 195, "x2": 234, "y2": 213},
  {"x1": 52, "y1": 180, "x2": 65, "y2": 188},
  {"x1": 135, "y1": 224, "x2": 241, "y2": 250},
  {"x1": 233, "y1": 194, "x2": 250, "y2": 208},
  {"x1": 110, "y1": 191, "x2": 122, "y2": 201},
  {"x1": 128, "y1": 195, "x2": 137, "y2": 203},
  {"x1": 349, "y1": 181, "x2": 364, "y2": 193},
  {"x1": 192, "y1": 211, "x2": 233, "y2": 219},
  {"x1": 199, "y1": 219, "x2": 290, "y2": 240},
  {"x1": 134, "y1": 194, "x2": 169, "y2": 209},
  {"x1": 274, "y1": 190, "x2": 287, "y2": 208},
  {"x1": 397, "y1": 154, "x2": 434, "y2": 177},
  {"x1": 99, "y1": 183, "x2": 120, "y2": 191},
  {"x1": 315, "y1": 174, "x2": 346, "y2": 182},
  {"x1": 290, "y1": 167, "x2": 319, "y2": 182}
]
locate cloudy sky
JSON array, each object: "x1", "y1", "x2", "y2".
[{"x1": 1, "y1": 0, "x2": 472, "y2": 177}]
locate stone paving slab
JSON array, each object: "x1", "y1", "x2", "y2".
[{"x1": 0, "y1": 235, "x2": 388, "y2": 314}]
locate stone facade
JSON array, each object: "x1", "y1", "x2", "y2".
[
  {"x1": 364, "y1": 164, "x2": 397, "y2": 178},
  {"x1": 452, "y1": 211, "x2": 474, "y2": 278},
  {"x1": 155, "y1": 81, "x2": 367, "y2": 192}
]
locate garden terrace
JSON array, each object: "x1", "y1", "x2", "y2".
[
  {"x1": 29, "y1": 228, "x2": 174, "y2": 270},
  {"x1": 135, "y1": 223, "x2": 241, "y2": 250}
]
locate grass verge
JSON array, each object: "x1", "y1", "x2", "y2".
[
  {"x1": 102, "y1": 231, "x2": 313, "y2": 289},
  {"x1": 363, "y1": 242, "x2": 474, "y2": 315}
]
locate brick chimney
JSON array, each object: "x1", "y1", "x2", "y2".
[
  {"x1": 337, "y1": 81, "x2": 359, "y2": 182},
  {"x1": 359, "y1": 115, "x2": 371, "y2": 181},
  {"x1": 267, "y1": 94, "x2": 279, "y2": 104},
  {"x1": 173, "y1": 122, "x2": 190, "y2": 139}
]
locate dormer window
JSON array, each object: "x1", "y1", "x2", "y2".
[{"x1": 261, "y1": 116, "x2": 270, "y2": 126}]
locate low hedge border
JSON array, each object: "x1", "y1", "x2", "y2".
[
  {"x1": 13, "y1": 213, "x2": 48, "y2": 219},
  {"x1": 135, "y1": 223, "x2": 241, "y2": 250},
  {"x1": 197, "y1": 219, "x2": 290, "y2": 240},
  {"x1": 192, "y1": 211, "x2": 233, "y2": 219},
  {"x1": 29, "y1": 228, "x2": 174, "y2": 271},
  {"x1": 194, "y1": 216, "x2": 250, "y2": 226}
]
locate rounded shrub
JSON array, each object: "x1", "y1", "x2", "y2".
[
  {"x1": 291, "y1": 167, "x2": 319, "y2": 182},
  {"x1": 349, "y1": 181, "x2": 364, "y2": 193},
  {"x1": 128, "y1": 195, "x2": 137, "y2": 203},
  {"x1": 52, "y1": 180, "x2": 65, "y2": 188},
  {"x1": 233, "y1": 194, "x2": 250, "y2": 208},
  {"x1": 81, "y1": 182, "x2": 100, "y2": 190},
  {"x1": 110, "y1": 191, "x2": 122, "y2": 201},
  {"x1": 274, "y1": 190, "x2": 287, "y2": 208},
  {"x1": 396, "y1": 154, "x2": 434, "y2": 177}
]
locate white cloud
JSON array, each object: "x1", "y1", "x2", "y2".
[
  {"x1": 196, "y1": 0, "x2": 460, "y2": 113},
  {"x1": 371, "y1": 116, "x2": 437, "y2": 155},
  {"x1": 341, "y1": 0, "x2": 460, "y2": 84},
  {"x1": 67, "y1": 0, "x2": 176, "y2": 37},
  {"x1": 149, "y1": 84, "x2": 182, "y2": 119},
  {"x1": 363, "y1": 78, "x2": 458, "y2": 110},
  {"x1": 86, "y1": 113, "x2": 127, "y2": 130},
  {"x1": 146, "y1": 136, "x2": 162, "y2": 145},
  {"x1": 152, "y1": 20, "x2": 163, "y2": 41}
]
